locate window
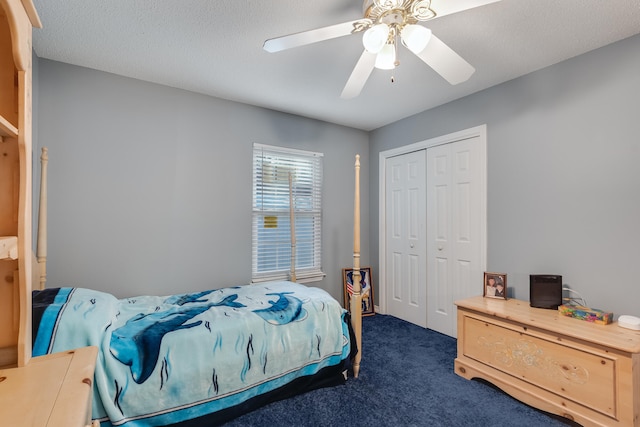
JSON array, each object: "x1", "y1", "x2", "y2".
[{"x1": 252, "y1": 144, "x2": 324, "y2": 283}]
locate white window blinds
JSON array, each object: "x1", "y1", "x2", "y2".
[{"x1": 252, "y1": 144, "x2": 324, "y2": 283}]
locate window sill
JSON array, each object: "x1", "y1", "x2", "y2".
[{"x1": 252, "y1": 271, "x2": 326, "y2": 284}]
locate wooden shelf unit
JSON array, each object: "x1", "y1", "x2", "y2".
[
  {"x1": 0, "y1": 0, "x2": 40, "y2": 369},
  {"x1": 455, "y1": 296, "x2": 640, "y2": 427},
  {"x1": 0, "y1": 236, "x2": 18, "y2": 259},
  {"x1": 1, "y1": 4, "x2": 99, "y2": 426},
  {"x1": 0, "y1": 114, "x2": 18, "y2": 138}
]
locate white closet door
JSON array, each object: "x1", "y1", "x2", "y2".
[
  {"x1": 427, "y1": 136, "x2": 484, "y2": 337},
  {"x1": 385, "y1": 150, "x2": 427, "y2": 327}
]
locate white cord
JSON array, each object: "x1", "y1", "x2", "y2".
[{"x1": 562, "y1": 287, "x2": 588, "y2": 307}]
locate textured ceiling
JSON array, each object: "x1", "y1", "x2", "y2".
[{"x1": 32, "y1": 0, "x2": 640, "y2": 131}]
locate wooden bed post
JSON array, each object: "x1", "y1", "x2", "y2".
[
  {"x1": 288, "y1": 171, "x2": 296, "y2": 282},
  {"x1": 36, "y1": 147, "x2": 48, "y2": 290},
  {"x1": 350, "y1": 155, "x2": 362, "y2": 378}
]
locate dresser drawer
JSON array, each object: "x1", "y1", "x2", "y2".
[{"x1": 461, "y1": 315, "x2": 616, "y2": 418}]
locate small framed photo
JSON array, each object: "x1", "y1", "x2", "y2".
[
  {"x1": 342, "y1": 267, "x2": 375, "y2": 316},
  {"x1": 484, "y1": 272, "x2": 507, "y2": 299}
]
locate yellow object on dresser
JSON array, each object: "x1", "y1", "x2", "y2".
[
  {"x1": 455, "y1": 296, "x2": 640, "y2": 427},
  {"x1": 558, "y1": 304, "x2": 614, "y2": 325}
]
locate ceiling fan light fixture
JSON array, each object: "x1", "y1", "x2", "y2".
[
  {"x1": 363, "y1": 23, "x2": 390, "y2": 53},
  {"x1": 265, "y1": 0, "x2": 486, "y2": 99},
  {"x1": 401, "y1": 24, "x2": 432, "y2": 54},
  {"x1": 373, "y1": 0, "x2": 403, "y2": 9},
  {"x1": 374, "y1": 42, "x2": 396, "y2": 70}
]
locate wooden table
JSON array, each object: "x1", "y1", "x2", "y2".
[{"x1": 0, "y1": 346, "x2": 98, "y2": 427}]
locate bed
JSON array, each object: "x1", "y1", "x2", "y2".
[{"x1": 28, "y1": 150, "x2": 365, "y2": 426}]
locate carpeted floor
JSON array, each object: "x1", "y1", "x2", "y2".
[{"x1": 225, "y1": 314, "x2": 575, "y2": 426}]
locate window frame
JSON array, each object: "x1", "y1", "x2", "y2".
[{"x1": 251, "y1": 143, "x2": 325, "y2": 283}]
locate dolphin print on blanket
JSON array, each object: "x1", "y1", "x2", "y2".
[
  {"x1": 109, "y1": 294, "x2": 247, "y2": 384},
  {"x1": 252, "y1": 292, "x2": 308, "y2": 325},
  {"x1": 32, "y1": 281, "x2": 351, "y2": 427}
]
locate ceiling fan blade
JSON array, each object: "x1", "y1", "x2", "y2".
[
  {"x1": 264, "y1": 19, "x2": 368, "y2": 53},
  {"x1": 341, "y1": 50, "x2": 376, "y2": 99},
  {"x1": 429, "y1": 0, "x2": 501, "y2": 20},
  {"x1": 414, "y1": 34, "x2": 475, "y2": 85}
]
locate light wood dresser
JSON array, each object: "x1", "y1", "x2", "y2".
[{"x1": 455, "y1": 296, "x2": 640, "y2": 427}]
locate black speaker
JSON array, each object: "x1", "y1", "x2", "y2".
[{"x1": 529, "y1": 274, "x2": 562, "y2": 309}]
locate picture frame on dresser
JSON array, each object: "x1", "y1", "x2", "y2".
[{"x1": 483, "y1": 272, "x2": 507, "y2": 299}]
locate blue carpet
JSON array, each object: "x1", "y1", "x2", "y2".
[{"x1": 225, "y1": 314, "x2": 574, "y2": 426}]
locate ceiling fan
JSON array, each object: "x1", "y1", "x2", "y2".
[{"x1": 263, "y1": 0, "x2": 500, "y2": 98}]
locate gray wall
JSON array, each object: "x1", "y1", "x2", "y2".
[
  {"x1": 35, "y1": 59, "x2": 369, "y2": 300},
  {"x1": 36, "y1": 33, "x2": 640, "y2": 317},
  {"x1": 369, "y1": 34, "x2": 640, "y2": 317}
]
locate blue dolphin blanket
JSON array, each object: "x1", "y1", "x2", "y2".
[{"x1": 32, "y1": 281, "x2": 352, "y2": 426}]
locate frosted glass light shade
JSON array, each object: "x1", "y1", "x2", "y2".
[
  {"x1": 374, "y1": 43, "x2": 396, "y2": 70},
  {"x1": 401, "y1": 24, "x2": 432, "y2": 54},
  {"x1": 363, "y1": 24, "x2": 390, "y2": 54}
]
